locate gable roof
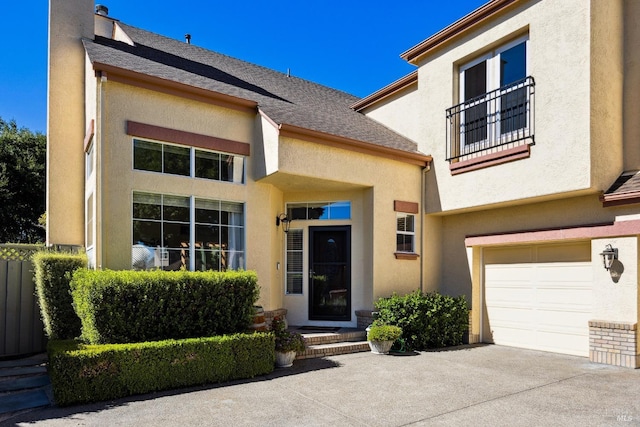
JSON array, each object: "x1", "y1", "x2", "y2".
[{"x1": 83, "y1": 22, "x2": 430, "y2": 164}]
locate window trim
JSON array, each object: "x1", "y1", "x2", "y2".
[
  {"x1": 127, "y1": 120, "x2": 250, "y2": 156},
  {"x1": 285, "y1": 228, "x2": 304, "y2": 295},
  {"x1": 393, "y1": 200, "x2": 419, "y2": 260},
  {"x1": 131, "y1": 191, "x2": 246, "y2": 272}
]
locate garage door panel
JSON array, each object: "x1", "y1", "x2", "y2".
[
  {"x1": 536, "y1": 263, "x2": 593, "y2": 282},
  {"x1": 490, "y1": 326, "x2": 536, "y2": 348},
  {"x1": 485, "y1": 287, "x2": 533, "y2": 306},
  {"x1": 536, "y1": 331, "x2": 588, "y2": 357},
  {"x1": 536, "y1": 289, "x2": 591, "y2": 308},
  {"x1": 484, "y1": 245, "x2": 591, "y2": 357},
  {"x1": 485, "y1": 264, "x2": 535, "y2": 281}
]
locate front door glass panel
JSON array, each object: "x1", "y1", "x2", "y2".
[{"x1": 309, "y1": 226, "x2": 351, "y2": 321}]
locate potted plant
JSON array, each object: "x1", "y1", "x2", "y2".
[
  {"x1": 366, "y1": 323, "x2": 402, "y2": 355},
  {"x1": 272, "y1": 316, "x2": 306, "y2": 367}
]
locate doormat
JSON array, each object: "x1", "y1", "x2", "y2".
[{"x1": 297, "y1": 326, "x2": 341, "y2": 332}]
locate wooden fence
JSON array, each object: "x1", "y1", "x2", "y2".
[{"x1": 0, "y1": 244, "x2": 46, "y2": 358}]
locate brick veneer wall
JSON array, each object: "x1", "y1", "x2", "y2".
[
  {"x1": 264, "y1": 308, "x2": 287, "y2": 329},
  {"x1": 355, "y1": 310, "x2": 373, "y2": 330},
  {"x1": 468, "y1": 310, "x2": 480, "y2": 344},
  {"x1": 589, "y1": 320, "x2": 639, "y2": 368}
]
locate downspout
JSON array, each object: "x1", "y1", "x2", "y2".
[
  {"x1": 419, "y1": 162, "x2": 431, "y2": 293},
  {"x1": 96, "y1": 71, "x2": 106, "y2": 269}
]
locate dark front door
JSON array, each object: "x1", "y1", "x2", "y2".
[{"x1": 309, "y1": 226, "x2": 351, "y2": 321}]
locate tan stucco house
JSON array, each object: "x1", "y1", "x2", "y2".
[{"x1": 48, "y1": 0, "x2": 640, "y2": 367}]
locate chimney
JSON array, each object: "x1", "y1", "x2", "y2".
[
  {"x1": 185, "y1": 34, "x2": 191, "y2": 44},
  {"x1": 95, "y1": 4, "x2": 109, "y2": 16}
]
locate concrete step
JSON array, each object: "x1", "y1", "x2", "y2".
[
  {"x1": 290, "y1": 328, "x2": 370, "y2": 359},
  {"x1": 296, "y1": 329, "x2": 367, "y2": 346},
  {"x1": 297, "y1": 340, "x2": 370, "y2": 359}
]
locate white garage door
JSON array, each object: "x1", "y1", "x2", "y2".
[{"x1": 483, "y1": 244, "x2": 592, "y2": 357}]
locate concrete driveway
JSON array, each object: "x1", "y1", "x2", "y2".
[{"x1": 3, "y1": 345, "x2": 639, "y2": 426}]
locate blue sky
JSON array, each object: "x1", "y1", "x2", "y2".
[{"x1": 0, "y1": 1, "x2": 487, "y2": 134}]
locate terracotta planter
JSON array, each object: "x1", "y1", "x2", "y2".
[
  {"x1": 275, "y1": 351, "x2": 297, "y2": 368},
  {"x1": 368, "y1": 340, "x2": 394, "y2": 355}
]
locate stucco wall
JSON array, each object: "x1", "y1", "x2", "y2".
[
  {"x1": 623, "y1": 0, "x2": 640, "y2": 171},
  {"x1": 361, "y1": 83, "x2": 423, "y2": 146},
  {"x1": 95, "y1": 79, "x2": 425, "y2": 322},
  {"x1": 97, "y1": 81, "x2": 279, "y2": 306},
  {"x1": 47, "y1": 0, "x2": 94, "y2": 245},
  {"x1": 275, "y1": 137, "x2": 424, "y2": 303},
  {"x1": 590, "y1": 0, "x2": 624, "y2": 191},
  {"x1": 368, "y1": 0, "x2": 621, "y2": 213},
  {"x1": 439, "y1": 194, "x2": 640, "y2": 302},
  {"x1": 591, "y1": 236, "x2": 638, "y2": 323}
]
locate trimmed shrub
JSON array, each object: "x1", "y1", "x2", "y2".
[
  {"x1": 374, "y1": 290, "x2": 468, "y2": 350},
  {"x1": 367, "y1": 324, "x2": 402, "y2": 342},
  {"x1": 70, "y1": 269, "x2": 259, "y2": 344},
  {"x1": 48, "y1": 333, "x2": 274, "y2": 406},
  {"x1": 33, "y1": 251, "x2": 87, "y2": 339}
]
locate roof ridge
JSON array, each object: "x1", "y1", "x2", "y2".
[{"x1": 116, "y1": 22, "x2": 359, "y2": 101}]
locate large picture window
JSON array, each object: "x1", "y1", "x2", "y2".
[
  {"x1": 132, "y1": 192, "x2": 245, "y2": 271},
  {"x1": 133, "y1": 138, "x2": 244, "y2": 183}
]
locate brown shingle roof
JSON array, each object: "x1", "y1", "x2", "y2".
[{"x1": 83, "y1": 22, "x2": 427, "y2": 158}]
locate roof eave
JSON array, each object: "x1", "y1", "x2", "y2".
[
  {"x1": 351, "y1": 70, "x2": 418, "y2": 112},
  {"x1": 400, "y1": 0, "x2": 524, "y2": 64},
  {"x1": 263, "y1": 117, "x2": 431, "y2": 168},
  {"x1": 600, "y1": 191, "x2": 640, "y2": 208},
  {"x1": 92, "y1": 62, "x2": 258, "y2": 113}
]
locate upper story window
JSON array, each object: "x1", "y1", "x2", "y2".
[
  {"x1": 133, "y1": 138, "x2": 245, "y2": 184},
  {"x1": 447, "y1": 35, "x2": 535, "y2": 168}
]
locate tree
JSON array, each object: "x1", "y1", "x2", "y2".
[{"x1": 0, "y1": 118, "x2": 46, "y2": 243}]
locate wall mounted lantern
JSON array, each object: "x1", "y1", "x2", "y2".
[
  {"x1": 276, "y1": 213, "x2": 291, "y2": 233},
  {"x1": 599, "y1": 244, "x2": 618, "y2": 271}
]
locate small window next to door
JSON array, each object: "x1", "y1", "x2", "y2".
[
  {"x1": 286, "y1": 229, "x2": 303, "y2": 294},
  {"x1": 396, "y1": 213, "x2": 415, "y2": 254},
  {"x1": 394, "y1": 200, "x2": 419, "y2": 260}
]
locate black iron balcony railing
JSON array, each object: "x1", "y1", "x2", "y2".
[{"x1": 446, "y1": 76, "x2": 535, "y2": 162}]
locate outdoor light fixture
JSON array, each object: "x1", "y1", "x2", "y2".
[
  {"x1": 599, "y1": 244, "x2": 618, "y2": 271},
  {"x1": 276, "y1": 213, "x2": 291, "y2": 233}
]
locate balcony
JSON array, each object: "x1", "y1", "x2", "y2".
[{"x1": 446, "y1": 76, "x2": 535, "y2": 165}]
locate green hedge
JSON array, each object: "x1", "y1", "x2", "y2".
[
  {"x1": 374, "y1": 290, "x2": 468, "y2": 350},
  {"x1": 33, "y1": 252, "x2": 87, "y2": 339},
  {"x1": 48, "y1": 333, "x2": 275, "y2": 406},
  {"x1": 71, "y1": 269, "x2": 259, "y2": 344}
]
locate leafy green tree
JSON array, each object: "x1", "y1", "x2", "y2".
[{"x1": 0, "y1": 118, "x2": 46, "y2": 243}]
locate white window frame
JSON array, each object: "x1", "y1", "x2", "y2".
[
  {"x1": 132, "y1": 138, "x2": 246, "y2": 184},
  {"x1": 458, "y1": 35, "x2": 530, "y2": 152},
  {"x1": 131, "y1": 191, "x2": 246, "y2": 272},
  {"x1": 285, "y1": 228, "x2": 304, "y2": 295},
  {"x1": 396, "y1": 213, "x2": 415, "y2": 254}
]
